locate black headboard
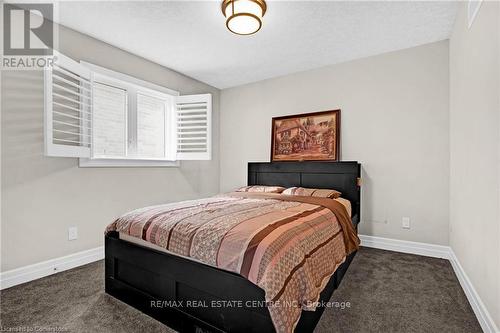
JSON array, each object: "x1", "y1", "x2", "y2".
[{"x1": 248, "y1": 161, "x2": 361, "y2": 225}]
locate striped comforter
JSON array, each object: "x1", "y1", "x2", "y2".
[{"x1": 106, "y1": 192, "x2": 359, "y2": 333}]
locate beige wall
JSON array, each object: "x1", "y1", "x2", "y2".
[
  {"x1": 1, "y1": 25, "x2": 220, "y2": 271},
  {"x1": 220, "y1": 41, "x2": 450, "y2": 245},
  {"x1": 449, "y1": 1, "x2": 500, "y2": 329}
]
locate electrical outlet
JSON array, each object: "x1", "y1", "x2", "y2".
[
  {"x1": 402, "y1": 217, "x2": 411, "y2": 229},
  {"x1": 68, "y1": 227, "x2": 78, "y2": 241}
]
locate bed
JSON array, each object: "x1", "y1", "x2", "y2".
[{"x1": 105, "y1": 161, "x2": 361, "y2": 333}]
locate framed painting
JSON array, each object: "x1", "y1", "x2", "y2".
[{"x1": 271, "y1": 110, "x2": 340, "y2": 162}]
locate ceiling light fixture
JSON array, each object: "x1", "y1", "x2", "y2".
[{"x1": 221, "y1": 0, "x2": 267, "y2": 35}]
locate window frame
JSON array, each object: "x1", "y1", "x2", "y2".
[{"x1": 78, "y1": 61, "x2": 180, "y2": 168}]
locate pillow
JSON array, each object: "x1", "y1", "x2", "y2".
[
  {"x1": 282, "y1": 187, "x2": 342, "y2": 199},
  {"x1": 235, "y1": 185, "x2": 285, "y2": 193}
]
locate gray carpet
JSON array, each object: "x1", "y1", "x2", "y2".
[{"x1": 0, "y1": 248, "x2": 481, "y2": 333}]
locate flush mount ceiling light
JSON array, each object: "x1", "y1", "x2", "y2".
[{"x1": 221, "y1": 0, "x2": 267, "y2": 35}]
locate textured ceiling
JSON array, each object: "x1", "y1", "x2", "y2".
[{"x1": 57, "y1": 1, "x2": 458, "y2": 89}]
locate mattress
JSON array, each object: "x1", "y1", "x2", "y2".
[
  {"x1": 120, "y1": 196, "x2": 352, "y2": 253},
  {"x1": 119, "y1": 197, "x2": 352, "y2": 251}
]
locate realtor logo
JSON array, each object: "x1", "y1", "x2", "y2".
[{"x1": 3, "y1": 3, "x2": 53, "y2": 56}]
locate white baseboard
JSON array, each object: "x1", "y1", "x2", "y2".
[
  {"x1": 360, "y1": 234, "x2": 499, "y2": 333},
  {"x1": 0, "y1": 246, "x2": 104, "y2": 290},
  {"x1": 448, "y1": 250, "x2": 499, "y2": 333},
  {"x1": 359, "y1": 234, "x2": 451, "y2": 259}
]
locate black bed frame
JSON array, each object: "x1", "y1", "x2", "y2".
[{"x1": 105, "y1": 161, "x2": 361, "y2": 333}]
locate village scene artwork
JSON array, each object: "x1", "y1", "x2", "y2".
[{"x1": 271, "y1": 110, "x2": 340, "y2": 161}]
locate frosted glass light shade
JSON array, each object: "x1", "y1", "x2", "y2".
[{"x1": 222, "y1": 0, "x2": 267, "y2": 35}]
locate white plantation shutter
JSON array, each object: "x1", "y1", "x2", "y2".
[
  {"x1": 92, "y1": 82, "x2": 127, "y2": 158},
  {"x1": 137, "y1": 93, "x2": 170, "y2": 159},
  {"x1": 44, "y1": 52, "x2": 92, "y2": 157},
  {"x1": 175, "y1": 94, "x2": 212, "y2": 160}
]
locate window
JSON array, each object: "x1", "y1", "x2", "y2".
[
  {"x1": 44, "y1": 52, "x2": 212, "y2": 166},
  {"x1": 92, "y1": 82, "x2": 127, "y2": 158},
  {"x1": 82, "y1": 64, "x2": 178, "y2": 165},
  {"x1": 136, "y1": 93, "x2": 168, "y2": 159}
]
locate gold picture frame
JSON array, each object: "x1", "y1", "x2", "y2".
[{"x1": 271, "y1": 110, "x2": 341, "y2": 162}]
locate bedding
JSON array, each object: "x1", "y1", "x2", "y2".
[
  {"x1": 334, "y1": 197, "x2": 352, "y2": 217},
  {"x1": 236, "y1": 185, "x2": 285, "y2": 193},
  {"x1": 106, "y1": 192, "x2": 359, "y2": 333},
  {"x1": 282, "y1": 187, "x2": 342, "y2": 198}
]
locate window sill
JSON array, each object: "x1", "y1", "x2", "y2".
[{"x1": 78, "y1": 158, "x2": 180, "y2": 168}]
